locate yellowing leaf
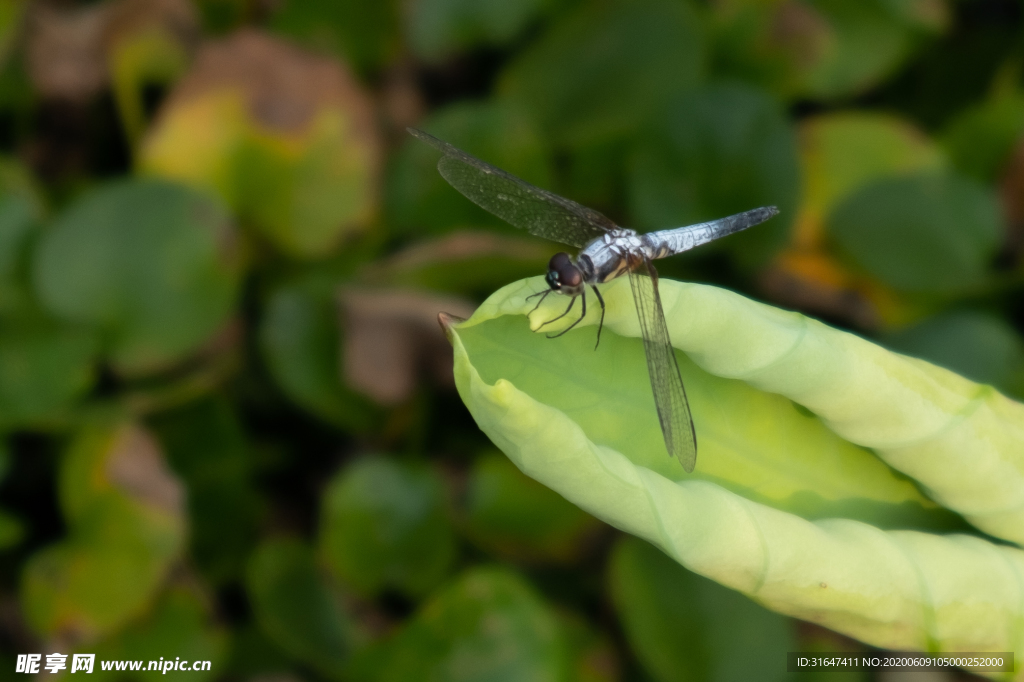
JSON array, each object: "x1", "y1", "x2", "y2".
[
  {"x1": 799, "y1": 112, "x2": 946, "y2": 244},
  {"x1": 140, "y1": 30, "x2": 381, "y2": 258},
  {"x1": 21, "y1": 421, "x2": 186, "y2": 640}
]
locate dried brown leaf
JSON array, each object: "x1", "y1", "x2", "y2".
[
  {"x1": 26, "y1": 2, "x2": 109, "y2": 101},
  {"x1": 161, "y1": 28, "x2": 376, "y2": 137},
  {"x1": 338, "y1": 288, "x2": 475, "y2": 405},
  {"x1": 26, "y1": 0, "x2": 198, "y2": 102},
  {"x1": 105, "y1": 423, "x2": 184, "y2": 518}
]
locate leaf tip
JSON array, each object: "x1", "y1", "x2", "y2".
[{"x1": 437, "y1": 311, "x2": 466, "y2": 344}]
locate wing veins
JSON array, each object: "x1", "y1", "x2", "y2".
[
  {"x1": 626, "y1": 254, "x2": 697, "y2": 472},
  {"x1": 409, "y1": 128, "x2": 615, "y2": 249}
]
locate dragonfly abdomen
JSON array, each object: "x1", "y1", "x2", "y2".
[
  {"x1": 643, "y1": 229, "x2": 698, "y2": 258},
  {"x1": 646, "y1": 206, "x2": 781, "y2": 258}
]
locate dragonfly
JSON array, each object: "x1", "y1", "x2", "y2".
[{"x1": 410, "y1": 128, "x2": 778, "y2": 473}]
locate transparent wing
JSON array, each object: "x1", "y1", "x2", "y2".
[
  {"x1": 409, "y1": 128, "x2": 616, "y2": 249},
  {"x1": 626, "y1": 253, "x2": 697, "y2": 472}
]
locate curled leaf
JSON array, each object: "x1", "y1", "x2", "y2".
[{"x1": 446, "y1": 276, "x2": 1024, "y2": 660}]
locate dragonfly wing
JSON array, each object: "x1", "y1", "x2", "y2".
[
  {"x1": 626, "y1": 253, "x2": 697, "y2": 472},
  {"x1": 409, "y1": 128, "x2": 615, "y2": 249}
]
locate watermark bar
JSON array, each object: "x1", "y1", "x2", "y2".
[
  {"x1": 16, "y1": 654, "x2": 212, "y2": 674},
  {"x1": 787, "y1": 652, "x2": 1014, "y2": 672}
]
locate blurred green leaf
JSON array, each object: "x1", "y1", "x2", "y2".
[
  {"x1": 109, "y1": 26, "x2": 191, "y2": 148},
  {"x1": 223, "y1": 624, "x2": 293, "y2": 679},
  {"x1": 0, "y1": 0, "x2": 28, "y2": 69},
  {"x1": 388, "y1": 99, "x2": 552, "y2": 238},
  {"x1": 368, "y1": 231, "x2": 550, "y2": 296},
  {"x1": 32, "y1": 179, "x2": 241, "y2": 376},
  {"x1": 406, "y1": 0, "x2": 550, "y2": 62},
  {"x1": 0, "y1": 196, "x2": 36, "y2": 315},
  {"x1": 800, "y1": 112, "x2": 946, "y2": 222},
  {"x1": 942, "y1": 88, "x2": 1024, "y2": 183},
  {"x1": 627, "y1": 82, "x2": 799, "y2": 268},
  {"x1": 884, "y1": 311, "x2": 1024, "y2": 398},
  {"x1": 232, "y1": 122, "x2": 374, "y2": 259},
  {"x1": 798, "y1": 0, "x2": 944, "y2": 99},
  {"x1": 827, "y1": 171, "x2": 1002, "y2": 294},
  {"x1": 463, "y1": 451, "x2": 602, "y2": 564},
  {"x1": 706, "y1": 0, "x2": 803, "y2": 97},
  {"x1": 85, "y1": 586, "x2": 227, "y2": 682},
  {"x1": 709, "y1": 0, "x2": 948, "y2": 100},
  {"x1": 319, "y1": 456, "x2": 456, "y2": 598},
  {"x1": 0, "y1": 317, "x2": 98, "y2": 427},
  {"x1": 0, "y1": 434, "x2": 8, "y2": 481},
  {"x1": 259, "y1": 279, "x2": 378, "y2": 431},
  {"x1": 445, "y1": 278, "x2": 1024, "y2": 655},
  {"x1": 0, "y1": 156, "x2": 44, "y2": 315},
  {"x1": 246, "y1": 537, "x2": 353, "y2": 677},
  {"x1": 557, "y1": 611, "x2": 619, "y2": 682},
  {"x1": 22, "y1": 422, "x2": 185, "y2": 640},
  {"x1": 608, "y1": 536, "x2": 794, "y2": 682},
  {"x1": 0, "y1": 507, "x2": 23, "y2": 549},
  {"x1": 270, "y1": 0, "x2": 400, "y2": 73},
  {"x1": 149, "y1": 397, "x2": 260, "y2": 585},
  {"x1": 193, "y1": 0, "x2": 246, "y2": 33},
  {"x1": 377, "y1": 566, "x2": 568, "y2": 682},
  {"x1": 880, "y1": 0, "x2": 949, "y2": 32},
  {"x1": 559, "y1": 138, "x2": 625, "y2": 217},
  {"x1": 499, "y1": 0, "x2": 703, "y2": 146}
]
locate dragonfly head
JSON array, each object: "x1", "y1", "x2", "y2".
[{"x1": 545, "y1": 252, "x2": 585, "y2": 296}]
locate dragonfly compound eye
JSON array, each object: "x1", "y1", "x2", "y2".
[{"x1": 548, "y1": 252, "x2": 581, "y2": 289}]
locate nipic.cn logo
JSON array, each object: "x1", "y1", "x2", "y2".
[{"x1": 16, "y1": 654, "x2": 211, "y2": 674}]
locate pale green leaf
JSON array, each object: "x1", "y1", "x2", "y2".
[{"x1": 445, "y1": 276, "x2": 1024, "y2": 662}]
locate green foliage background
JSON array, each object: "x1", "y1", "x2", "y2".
[{"x1": 0, "y1": 0, "x2": 1022, "y2": 679}]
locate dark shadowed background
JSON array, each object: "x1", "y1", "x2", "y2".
[{"x1": 0, "y1": 0, "x2": 1021, "y2": 680}]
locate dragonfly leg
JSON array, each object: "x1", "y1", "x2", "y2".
[
  {"x1": 526, "y1": 289, "x2": 551, "y2": 316},
  {"x1": 592, "y1": 285, "x2": 606, "y2": 350},
  {"x1": 537, "y1": 294, "x2": 577, "y2": 329},
  {"x1": 547, "y1": 289, "x2": 588, "y2": 339}
]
